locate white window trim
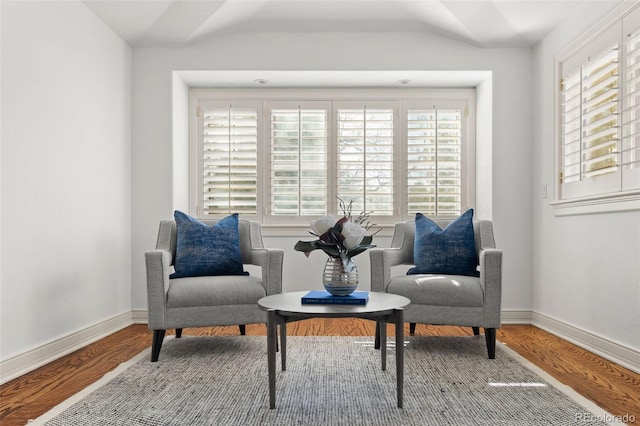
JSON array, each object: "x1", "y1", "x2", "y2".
[
  {"x1": 190, "y1": 88, "x2": 476, "y2": 228},
  {"x1": 553, "y1": 1, "x2": 640, "y2": 215}
]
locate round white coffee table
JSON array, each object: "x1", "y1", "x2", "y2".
[{"x1": 258, "y1": 291, "x2": 410, "y2": 409}]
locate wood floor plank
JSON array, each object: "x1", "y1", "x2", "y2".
[
  {"x1": 496, "y1": 325, "x2": 640, "y2": 425},
  {"x1": 1, "y1": 322, "x2": 638, "y2": 426}
]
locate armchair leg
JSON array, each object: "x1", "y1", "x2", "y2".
[
  {"x1": 176, "y1": 328, "x2": 182, "y2": 338},
  {"x1": 409, "y1": 323, "x2": 416, "y2": 335},
  {"x1": 472, "y1": 327, "x2": 480, "y2": 336},
  {"x1": 151, "y1": 330, "x2": 166, "y2": 362},
  {"x1": 485, "y1": 328, "x2": 496, "y2": 359},
  {"x1": 239, "y1": 325, "x2": 246, "y2": 335}
]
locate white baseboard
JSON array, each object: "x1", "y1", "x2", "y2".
[
  {"x1": 2, "y1": 309, "x2": 638, "y2": 384},
  {"x1": 531, "y1": 311, "x2": 640, "y2": 374},
  {"x1": 500, "y1": 309, "x2": 532, "y2": 324},
  {"x1": 131, "y1": 309, "x2": 148, "y2": 324},
  {"x1": 0, "y1": 312, "x2": 133, "y2": 385}
]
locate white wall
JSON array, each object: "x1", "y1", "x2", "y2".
[
  {"x1": 532, "y1": 1, "x2": 640, "y2": 353},
  {"x1": 0, "y1": 1, "x2": 132, "y2": 362},
  {"x1": 131, "y1": 32, "x2": 534, "y2": 314}
]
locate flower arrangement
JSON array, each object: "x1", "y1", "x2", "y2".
[{"x1": 294, "y1": 199, "x2": 378, "y2": 264}]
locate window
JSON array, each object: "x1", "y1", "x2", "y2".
[
  {"x1": 335, "y1": 102, "x2": 396, "y2": 216},
  {"x1": 190, "y1": 89, "x2": 474, "y2": 225},
  {"x1": 556, "y1": 4, "x2": 640, "y2": 207},
  {"x1": 406, "y1": 107, "x2": 465, "y2": 217},
  {"x1": 269, "y1": 102, "x2": 329, "y2": 217},
  {"x1": 194, "y1": 102, "x2": 261, "y2": 218},
  {"x1": 196, "y1": 102, "x2": 260, "y2": 216}
]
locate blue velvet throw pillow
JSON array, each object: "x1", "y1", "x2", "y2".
[
  {"x1": 407, "y1": 209, "x2": 479, "y2": 277},
  {"x1": 170, "y1": 211, "x2": 248, "y2": 279}
]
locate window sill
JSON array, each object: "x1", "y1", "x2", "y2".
[
  {"x1": 260, "y1": 223, "x2": 396, "y2": 238},
  {"x1": 551, "y1": 191, "x2": 640, "y2": 216}
]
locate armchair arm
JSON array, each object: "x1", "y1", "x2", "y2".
[
  {"x1": 370, "y1": 248, "x2": 408, "y2": 292},
  {"x1": 370, "y1": 222, "x2": 415, "y2": 292},
  {"x1": 479, "y1": 248, "x2": 503, "y2": 327},
  {"x1": 247, "y1": 247, "x2": 284, "y2": 296},
  {"x1": 145, "y1": 249, "x2": 172, "y2": 330},
  {"x1": 240, "y1": 221, "x2": 284, "y2": 296}
]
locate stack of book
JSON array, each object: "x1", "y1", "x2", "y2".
[{"x1": 301, "y1": 290, "x2": 369, "y2": 305}]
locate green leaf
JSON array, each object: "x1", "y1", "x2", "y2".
[
  {"x1": 294, "y1": 240, "x2": 342, "y2": 258},
  {"x1": 360, "y1": 235, "x2": 373, "y2": 246},
  {"x1": 294, "y1": 240, "x2": 321, "y2": 253},
  {"x1": 346, "y1": 243, "x2": 376, "y2": 258}
]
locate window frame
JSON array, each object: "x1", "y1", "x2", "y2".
[
  {"x1": 189, "y1": 88, "x2": 476, "y2": 226},
  {"x1": 553, "y1": 2, "x2": 640, "y2": 215}
]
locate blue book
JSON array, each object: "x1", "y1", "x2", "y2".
[{"x1": 301, "y1": 290, "x2": 369, "y2": 305}]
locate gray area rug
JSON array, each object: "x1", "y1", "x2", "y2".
[{"x1": 37, "y1": 335, "x2": 614, "y2": 425}]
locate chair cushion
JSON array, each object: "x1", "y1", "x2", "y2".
[
  {"x1": 167, "y1": 275, "x2": 266, "y2": 308},
  {"x1": 408, "y1": 209, "x2": 479, "y2": 277},
  {"x1": 387, "y1": 274, "x2": 484, "y2": 307},
  {"x1": 170, "y1": 211, "x2": 248, "y2": 279}
]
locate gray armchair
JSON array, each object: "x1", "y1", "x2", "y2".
[
  {"x1": 145, "y1": 219, "x2": 284, "y2": 361},
  {"x1": 370, "y1": 219, "x2": 502, "y2": 358}
]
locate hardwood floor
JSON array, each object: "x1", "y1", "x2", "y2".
[{"x1": 1, "y1": 321, "x2": 639, "y2": 426}]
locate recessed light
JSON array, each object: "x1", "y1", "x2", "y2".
[
  {"x1": 254, "y1": 79, "x2": 269, "y2": 85},
  {"x1": 398, "y1": 79, "x2": 412, "y2": 85}
]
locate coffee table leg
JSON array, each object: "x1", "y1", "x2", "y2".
[
  {"x1": 280, "y1": 322, "x2": 287, "y2": 371},
  {"x1": 267, "y1": 309, "x2": 277, "y2": 409},
  {"x1": 395, "y1": 308, "x2": 404, "y2": 408},
  {"x1": 380, "y1": 320, "x2": 387, "y2": 371}
]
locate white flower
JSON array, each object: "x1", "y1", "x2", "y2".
[
  {"x1": 342, "y1": 221, "x2": 366, "y2": 249},
  {"x1": 310, "y1": 215, "x2": 336, "y2": 236}
]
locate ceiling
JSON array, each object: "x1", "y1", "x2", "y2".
[{"x1": 82, "y1": 0, "x2": 622, "y2": 48}]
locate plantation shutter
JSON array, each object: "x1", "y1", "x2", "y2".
[
  {"x1": 270, "y1": 104, "x2": 329, "y2": 216},
  {"x1": 622, "y1": 7, "x2": 640, "y2": 190},
  {"x1": 560, "y1": 66, "x2": 582, "y2": 184},
  {"x1": 191, "y1": 89, "x2": 475, "y2": 223},
  {"x1": 336, "y1": 105, "x2": 395, "y2": 216},
  {"x1": 560, "y1": 23, "x2": 622, "y2": 199},
  {"x1": 580, "y1": 46, "x2": 620, "y2": 179},
  {"x1": 407, "y1": 108, "x2": 463, "y2": 216},
  {"x1": 200, "y1": 105, "x2": 258, "y2": 215}
]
